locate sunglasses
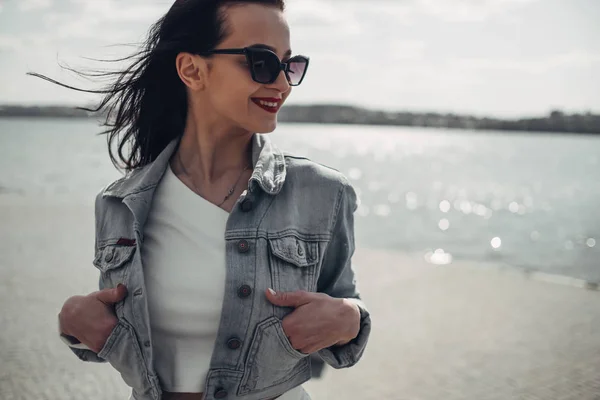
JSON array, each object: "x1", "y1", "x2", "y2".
[{"x1": 200, "y1": 47, "x2": 309, "y2": 86}]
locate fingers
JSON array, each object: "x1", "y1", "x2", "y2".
[
  {"x1": 300, "y1": 346, "x2": 317, "y2": 355},
  {"x1": 265, "y1": 289, "x2": 319, "y2": 308},
  {"x1": 287, "y1": 335, "x2": 308, "y2": 353},
  {"x1": 284, "y1": 326, "x2": 323, "y2": 353},
  {"x1": 93, "y1": 284, "x2": 128, "y2": 305},
  {"x1": 292, "y1": 337, "x2": 321, "y2": 355},
  {"x1": 299, "y1": 338, "x2": 335, "y2": 355},
  {"x1": 283, "y1": 322, "x2": 334, "y2": 355}
]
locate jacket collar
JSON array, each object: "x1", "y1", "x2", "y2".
[{"x1": 102, "y1": 133, "x2": 287, "y2": 199}]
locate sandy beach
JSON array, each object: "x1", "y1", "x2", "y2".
[{"x1": 1, "y1": 196, "x2": 599, "y2": 400}]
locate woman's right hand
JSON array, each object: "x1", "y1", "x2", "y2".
[{"x1": 59, "y1": 284, "x2": 129, "y2": 353}]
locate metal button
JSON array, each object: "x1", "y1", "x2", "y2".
[
  {"x1": 104, "y1": 251, "x2": 114, "y2": 263},
  {"x1": 238, "y1": 285, "x2": 252, "y2": 298},
  {"x1": 237, "y1": 240, "x2": 250, "y2": 253},
  {"x1": 240, "y1": 198, "x2": 253, "y2": 212},
  {"x1": 297, "y1": 245, "x2": 304, "y2": 257},
  {"x1": 227, "y1": 338, "x2": 242, "y2": 350},
  {"x1": 214, "y1": 389, "x2": 228, "y2": 399},
  {"x1": 133, "y1": 288, "x2": 143, "y2": 296}
]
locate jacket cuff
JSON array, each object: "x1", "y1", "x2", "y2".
[
  {"x1": 317, "y1": 299, "x2": 371, "y2": 369},
  {"x1": 68, "y1": 346, "x2": 108, "y2": 363},
  {"x1": 59, "y1": 332, "x2": 91, "y2": 350}
]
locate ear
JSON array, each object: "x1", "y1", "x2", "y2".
[{"x1": 175, "y1": 52, "x2": 208, "y2": 91}]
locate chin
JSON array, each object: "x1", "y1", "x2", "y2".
[{"x1": 251, "y1": 118, "x2": 278, "y2": 134}]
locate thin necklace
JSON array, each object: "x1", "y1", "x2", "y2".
[{"x1": 177, "y1": 152, "x2": 251, "y2": 207}]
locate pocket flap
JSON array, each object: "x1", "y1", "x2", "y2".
[
  {"x1": 268, "y1": 237, "x2": 319, "y2": 268},
  {"x1": 93, "y1": 245, "x2": 136, "y2": 273}
]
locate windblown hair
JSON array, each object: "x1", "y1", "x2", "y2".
[{"x1": 29, "y1": 0, "x2": 285, "y2": 171}]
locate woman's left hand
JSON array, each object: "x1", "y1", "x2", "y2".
[{"x1": 265, "y1": 288, "x2": 361, "y2": 354}]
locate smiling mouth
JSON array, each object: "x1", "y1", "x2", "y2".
[{"x1": 251, "y1": 98, "x2": 282, "y2": 113}]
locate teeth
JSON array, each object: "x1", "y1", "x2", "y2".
[{"x1": 259, "y1": 100, "x2": 278, "y2": 108}]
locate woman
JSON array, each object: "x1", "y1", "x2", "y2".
[{"x1": 46, "y1": 1, "x2": 371, "y2": 399}]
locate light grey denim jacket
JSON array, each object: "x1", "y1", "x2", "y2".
[{"x1": 62, "y1": 133, "x2": 371, "y2": 400}]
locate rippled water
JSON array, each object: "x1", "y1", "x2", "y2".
[{"x1": 1, "y1": 119, "x2": 599, "y2": 281}]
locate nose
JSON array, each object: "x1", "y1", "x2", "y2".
[{"x1": 268, "y1": 66, "x2": 291, "y2": 93}]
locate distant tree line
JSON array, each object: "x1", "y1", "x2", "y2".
[
  {"x1": 1, "y1": 104, "x2": 599, "y2": 134},
  {"x1": 278, "y1": 105, "x2": 600, "y2": 134}
]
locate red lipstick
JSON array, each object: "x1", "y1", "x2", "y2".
[{"x1": 251, "y1": 97, "x2": 282, "y2": 114}]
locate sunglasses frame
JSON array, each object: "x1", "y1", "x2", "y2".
[{"x1": 200, "y1": 47, "x2": 310, "y2": 86}]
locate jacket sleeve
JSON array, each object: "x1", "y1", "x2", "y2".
[
  {"x1": 316, "y1": 179, "x2": 372, "y2": 369},
  {"x1": 59, "y1": 191, "x2": 107, "y2": 363}
]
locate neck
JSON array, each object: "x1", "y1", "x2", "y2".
[{"x1": 175, "y1": 106, "x2": 254, "y2": 184}]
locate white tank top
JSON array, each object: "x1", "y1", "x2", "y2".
[{"x1": 142, "y1": 164, "x2": 305, "y2": 398}]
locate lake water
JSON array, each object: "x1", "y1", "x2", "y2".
[{"x1": 1, "y1": 118, "x2": 599, "y2": 282}]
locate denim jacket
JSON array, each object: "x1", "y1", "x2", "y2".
[{"x1": 61, "y1": 133, "x2": 372, "y2": 400}]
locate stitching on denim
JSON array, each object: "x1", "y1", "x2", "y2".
[
  {"x1": 268, "y1": 237, "x2": 319, "y2": 268},
  {"x1": 239, "y1": 317, "x2": 311, "y2": 394}
]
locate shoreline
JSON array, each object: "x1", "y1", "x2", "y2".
[{"x1": 1, "y1": 104, "x2": 599, "y2": 135}]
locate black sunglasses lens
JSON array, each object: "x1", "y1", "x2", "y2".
[
  {"x1": 286, "y1": 57, "x2": 308, "y2": 85},
  {"x1": 249, "y1": 50, "x2": 280, "y2": 83}
]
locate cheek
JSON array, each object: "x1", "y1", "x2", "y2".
[{"x1": 213, "y1": 77, "x2": 258, "y2": 113}]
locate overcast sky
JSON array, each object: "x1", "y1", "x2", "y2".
[{"x1": 0, "y1": 0, "x2": 598, "y2": 117}]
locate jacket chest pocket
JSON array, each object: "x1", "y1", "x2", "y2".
[
  {"x1": 93, "y1": 244, "x2": 136, "y2": 293},
  {"x1": 267, "y1": 236, "x2": 321, "y2": 305}
]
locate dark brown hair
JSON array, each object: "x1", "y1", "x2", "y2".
[{"x1": 29, "y1": 0, "x2": 285, "y2": 171}]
